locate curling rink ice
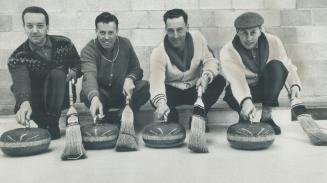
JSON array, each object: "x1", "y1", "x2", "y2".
[{"x1": 0, "y1": 108, "x2": 326, "y2": 183}]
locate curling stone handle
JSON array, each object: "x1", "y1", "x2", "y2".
[
  {"x1": 249, "y1": 114, "x2": 254, "y2": 124},
  {"x1": 249, "y1": 109, "x2": 257, "y2": 124},
  {"x1": 25, "y1": 119, "x2": 30, "y2": 129},
  {"x1": 93, "y1": 114, "x2": 105, "y2": 125},
  {"x1": 163, "y1": 113, "x2": 168, "y2": 123}
]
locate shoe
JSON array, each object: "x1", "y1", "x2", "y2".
[
  {"x1": 261, "y1": 118, "x2": 281, "y2": 135},
  {"x1": 48, "y1": 126, "x2": 61, "y2": 140},
  {"x1": 47, "y1": 114, "x2": 61, "y2": 140}
]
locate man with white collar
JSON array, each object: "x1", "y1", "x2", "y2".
[
  {"x1": 220, "y1": 12, "x2": 302, "y2": 135},
  {"x1": 150, "y1": 9, "x2": 226, "y2": 130}
]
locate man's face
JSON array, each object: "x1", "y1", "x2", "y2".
[
  {"x1": 23, "y1": 13, "x2": 48, "y2": 46},
  {"x1": 96, "y1": 22, "x2": 118, "y2": 49},
  {"x1": 237, "y1": 27, "x2": 261, "y2": 50},
  {"x1": 165, "y1": 16, "x2": 188, "y2": 50}
]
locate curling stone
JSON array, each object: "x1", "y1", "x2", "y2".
[
  {"x1": 81, "y1": 115, "x2": 119, "y2": 149},
  {"x1": 142, "y1": 122, "x2": 186, "y2": 148},
  {"x1": 227, "y1": 121, "x2": 275, "y2": 150},
  {"x1": 0, "y1": 125, "x2": 51, "y2": 156}
]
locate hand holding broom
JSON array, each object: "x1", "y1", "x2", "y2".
[
  {"x1": 116, "y1": 92, "x2": 138, "y2": 151},
  {"x1": 286, "y1": 85, "x2": 327, "y2": 145},
  {"x1": 61, "y1": 80, "x2": 87, "y2": 160},
  {"x1": 291, "y1": 98, "x2": 327, "y2": 145},
  {"x1": 188, "y1": 86, "x2": 209, "y2": 153}
]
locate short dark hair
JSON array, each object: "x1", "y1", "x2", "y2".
[
  {"x1": 95, "y1": 12, "x2": 119, "y2": 29},
  {"x1": 22, "y1": 6, "x2": 49, "y2": 25},
  {"x1": 163, "y1": 9, "x2": 188, "y2": 24}
]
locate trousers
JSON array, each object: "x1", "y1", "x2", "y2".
[
  {"x1": 14, "y1": 69, "x2": 68, "y2": 129},
  {"x1": 160, "y1": 75, "x2": 226, "y2": 122},
  {"x1": 224, "y1": 60, "x2": 288, "y2": 113}
]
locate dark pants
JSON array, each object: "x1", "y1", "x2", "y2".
[
  {"x1": 15, "y1": 69, "x2": 67, "y2": 129},
  {"x1": 81, "y1": 80, "x2": 150, "y2": 116},
  {"x1": 223, "y1": 60, "x2": 288, "y2": 113},
  {"x1": 163, "y1": 75, "x2": 226, "y2": 122}
]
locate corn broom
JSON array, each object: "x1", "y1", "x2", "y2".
[
  {"x1": 116, "y1": 93, "x2": 138, "y2": 151},
  {"x1": 188, "y1": 86, "x2": 208, "y2": 153},
  {"x1": 61, "y1": 80, "x2": 87, "y2": 160}
]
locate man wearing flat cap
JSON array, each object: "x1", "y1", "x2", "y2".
[{"x1": 219, "y1": 12, "x2": 302, "y2": 135}]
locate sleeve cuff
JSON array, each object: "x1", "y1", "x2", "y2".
[
  {"x1": 16, "y1": 93, "x2": 31, "y2": 108},
  {"x1": 240, "y1": 97, "x2": 252, "y2": 107},
  {"x1": 127, "y1": 74, "x2": 137, "y2": 81},
  {"x1": 290, "y1": 84, "x2": 301, "y2": 92},
  {"x1": 151, "y1": 94, "x2": 167, "y2": 107},
  {"x1": 87, "y1": 90, "x2": 99, "y2": 102}
]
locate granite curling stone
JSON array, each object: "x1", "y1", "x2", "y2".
[
  {"x1": 142, "y1": 122, "x2": 186, "y2": 148},
  {"x1": 227, "y1": 122, "x2": 275, "y2": 150},
  {"x1": 81, "y1": 123, "x2": 119, "y2": 150},
  {"x1": 0, "y1": 128, "x2": 51, "y2": 156}
]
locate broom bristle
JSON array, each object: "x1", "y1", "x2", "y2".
[
  {"x1": 116, "y1": 105, "x2": 138, "y2": 152},
  {"x1": 298, "y1": 114, "x2": 327, "y2": 146},
  {"x1": 291, "y1": 98, "x2": 327, "y2": 146},
  {"x1": 61, "y1": 114, "x2": 87, "y2": 160},
  {"x1": 67, "y1": 106, "x2": 77, "y2": 116},
  {"x1": 188, "y1": 116, "x2": 208, "y2": 153}
]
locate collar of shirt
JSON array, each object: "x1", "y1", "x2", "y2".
[{"x1": 28, "y1": 36, "x2": 52, "y2": 51}]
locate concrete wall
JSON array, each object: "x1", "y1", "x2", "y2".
[{"x1": 0, "y1": 0, "x2": 327, "y2": 114}]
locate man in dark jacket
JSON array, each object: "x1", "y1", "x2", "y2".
[
  {"x1": 80, "y1": 12, "x2": 149, "y2": 122},
  {"x1": 8, "y1": 6, "x2": 81, "y2": 139}
]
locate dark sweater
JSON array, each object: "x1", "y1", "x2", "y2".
[
  {"x1": 81, "y1": 36, "x2": 143, "y2": 101},
  {"x1": 8, "y1": 35, "x2": 81, "y2": 108}
]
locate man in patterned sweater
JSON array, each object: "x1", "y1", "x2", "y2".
[
  {"x1": 8, "y1": 6, "x2": 81, "y2": 139},
  {"x1": 150, "y1": 9, "x2": 226, "y2": 129}
]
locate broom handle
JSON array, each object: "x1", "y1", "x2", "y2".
[
  {"x1": 124, "y1": 91, "x2": 131, "y2": 105},
  {"x1": 284, "y1": 84, "x2": 293, "y2": 101},
  {"x1": 197, "y1": 86, "x2": 203, "y2": 97},
  {"x1": 69, "y1": 80, "x2": 74, "y2": 106},
  {"x1": 285, "y1": 85, "x2": 304, "y2": 107},
  {"x1": 285, "y1": 84, "x2": 301, "y2": 103}
]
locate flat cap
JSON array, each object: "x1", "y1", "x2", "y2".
[{"x1": 234, "y1": 12, "x2": 264, "y2": 29}]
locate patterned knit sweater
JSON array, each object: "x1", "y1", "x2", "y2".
[{"x1": 8, "y1": 35, "x2": 81, "y2": 108}]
